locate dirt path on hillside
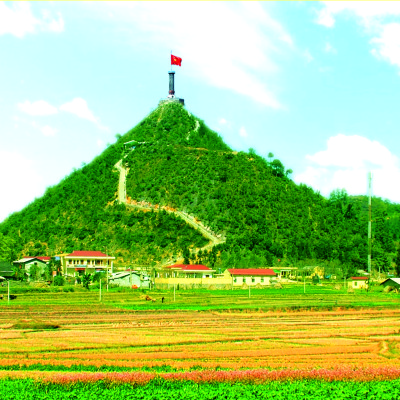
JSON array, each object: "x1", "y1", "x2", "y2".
[
  {"x1": 114, "y1": 158, "x2": 225, "y2": 255},
  {"x1": 114, "y1": 159, "x2": 127, "y2": 203}
]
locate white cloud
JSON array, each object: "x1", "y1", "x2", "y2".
[
  {"x1": 0, "y1": 1, "x2": 64, "y2": 37},
  {"x1": 0, "y1": 151, "x2": 44, "y2": 222},
  {"x1": 91, "y1": 2, "x2": 294, "y2": 108},
  {"x1": 239, "y1": 127, "x2": 248, "y2": 138},
  {"x1": 370, "y1": 23, "x2": 400, "y2": 69},
  {"x1": 59, "y1": 98, "x2": 98, "y2": 123},
  {"x1": 18, "y1": 100, "x2": 58, "y2": 116},
  {"x1": 41, "y1": 125, "x2": 57, "y2": 137},
  {"x1": 316, "y1": 2, "x2": 400, "y2": 28},
  {"x1": 295, "y1": 134, "x2": 400, "y2": 202},
  {"x1": 219, "y1": 118, "x2": 228, "y2": 125},
  {"x1": 41, "y1": 9, "x2": 64, "y2": 33},
  {"x1": 306, "y1": 134, "x2": 396, "y2": 169},
  {"x1": 316, "y1": 1, "x2": 400, "y2": 72}
]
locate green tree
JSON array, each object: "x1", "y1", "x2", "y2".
[
  {"x1": 0, "y1": 234, "x2": 14, "y2": 262},
  {"x1": 28, "y1": 263, "x2": 41, "y2": 281},
  {"x1": 271, "y1": 159, "x2": 285, "y2": 177},
  {"x1": 183, "y1": 248, "x2": 190, "y2": 265},
  {"x1": 53, "y1": 275, "x2": 65, "y2": 286},
  {"x1": 82, "y1": 273, "x2": 92, "y2": 289},
  {"x1": 394, "y1": 247, "x2": 400, "y2": 277},
  {"x1": 12, "y1": 265, "x2": 27, "y2": 281}
]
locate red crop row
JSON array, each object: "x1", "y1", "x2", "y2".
[{"x1": 39, "y1": 367, "x2": 400, "y2": 385}]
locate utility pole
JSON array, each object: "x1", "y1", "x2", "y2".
[
  {"x1": 368, "y1": 172, "x2": 372, "y2": 276},
  {"x1": 7, "y1": 280, "x2": 10, "y2": 305},
  {"x1": 99, "y1": 278, "x2": 102, "y2": 302}
]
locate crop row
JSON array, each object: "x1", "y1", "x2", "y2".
[
  {"x1": 1, "y1": 378, "x2": 400, "y2": 400},
  {"x1": 2, "y1": 367, "x2": 400, "y2": 383}
]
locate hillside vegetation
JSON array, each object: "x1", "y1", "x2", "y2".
[{"x1": 0, "y1": 102, "x2": 398, "y2": 274}]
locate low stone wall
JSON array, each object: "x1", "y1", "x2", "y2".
[{"x1": 155, "y1": 277, "x2": 231, "y2": 290}]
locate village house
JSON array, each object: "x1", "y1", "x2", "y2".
[
  {"x1": 59, "y1": 251, "x2": 115, "y2": 277},
  {"x1": 224, "y1": 268, "x2": 277, "y2": 287},
  {"x1": 349, "y1": 276, "x2": 369, "y2": 289},
  {"x1": 13, "y1": 256, "x2": 51, "y2": 281},
  {"x1": 380, "y1": 278, "x2": 400, "y2": 292},
  {"x1": 273, "y1": 266, "x2": 298, "y2": 280},
  {"x1": 156, "y1": 264, "x2": 228, "y2": 289},
  {"x1": 109, "y1": 269, "x2": 150, "y2": 288}
]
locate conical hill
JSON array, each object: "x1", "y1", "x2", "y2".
[{"x1": 0, "y1": 102, "x2": 394, "y2": 273}]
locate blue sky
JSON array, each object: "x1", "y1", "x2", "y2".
[{"x1": 2, "y1": 1, "x2": 400, "y2": 222}]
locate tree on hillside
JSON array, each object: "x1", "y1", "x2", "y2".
[
  {"x1": 271, "y1": 159, "x2": 285, "y2": 177},
  {"x1": 394, "y1": 247, "x2": 400, "y2": 277},
  {"x1": 0, "y1": 234, "x2": 15, "y2": 262},
  {"x1": 341, "y1": 262, "x2": 358, "y2": 279},
  {"x1": 183, "y1": 248, "x2": 190, "y2": 265}
]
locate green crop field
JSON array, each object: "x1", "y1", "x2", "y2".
[{"x1": 1, "y1": 379, "x2": 400, "y2": 400}]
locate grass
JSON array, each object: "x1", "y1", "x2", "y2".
[
  {"x1": 0, "y1": 282, "x2": 398, "y2": 312},
  {"x1": 10, "y1": 320, "x2": 60, "y2": 330}
]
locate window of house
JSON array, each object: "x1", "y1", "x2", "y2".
[
  {"x1": 243, "y1": 278, "x2": 246, "y2": 283},
  {"x1": 354, "y1": 281, "x2": 358, "y2": 286},
  {"x1": 234, "y1": 278, "x2": 237, "y2": 283},
  {"x1": 251, "y1": 278, "x2": 255, "y2": 283},
  {"x1": 261, "y1": 278, "x2": 264, "y2": 283}
]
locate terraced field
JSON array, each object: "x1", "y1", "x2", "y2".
[{"x1": 1, "y1": 288, "x2": 400, "y2": 399}]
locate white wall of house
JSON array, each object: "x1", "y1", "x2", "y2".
[
  {"x1": 349, "y1": 280, "x2": 368, "y2": 289},
  {"x1": 231, "y1": 276, "x2": 273, "y2": 286}
]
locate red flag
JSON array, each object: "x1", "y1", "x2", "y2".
[{"x1": 171, "y1": 54, "x2": 182, "y2": 66}]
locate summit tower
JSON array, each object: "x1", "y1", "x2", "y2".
[{"x1": 159, "y1": 54, "x2": 184, "y2": 106}]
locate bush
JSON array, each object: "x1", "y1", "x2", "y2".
[{"x1": 53, "y1": 275, "x2": 65, "y2": 286}]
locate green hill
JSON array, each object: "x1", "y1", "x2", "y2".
[{"x1": 0, "y1": 101, "x2": 397, "y2": 274}]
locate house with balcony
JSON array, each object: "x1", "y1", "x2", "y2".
[{"x1": 60, "y1": 251, "x2": 115, "y2": 277}]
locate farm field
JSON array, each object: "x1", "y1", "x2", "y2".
[{"x1": 1, "y1": 287, "x2": 400, "y2": 398}]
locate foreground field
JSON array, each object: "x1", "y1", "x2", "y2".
[
  {"x1": 0, "y1": 289, "x2": 399, "y2": 370},
  {"x1": 0, "y1": 288, "x2": 399, "y2": 398}
]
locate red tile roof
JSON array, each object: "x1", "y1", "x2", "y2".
[
  {"x1": 66, "y1": 251, "x2": 110, "y2": 258},
  {"x1": 351, "y1": 276, "x2": 369, "y2": 280},
  {"x1": 21, "y1": 256, "x2": 51, "y2": 262},
  {"x1": 228, "y1": 268, "x2": 277, "y2": 276},
  {"x1": 35, "y1": 256, "x2": 51, "y2": 261},
  {"x1": 165, "y1": 264, "x2": 211, "y2": 271}
]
